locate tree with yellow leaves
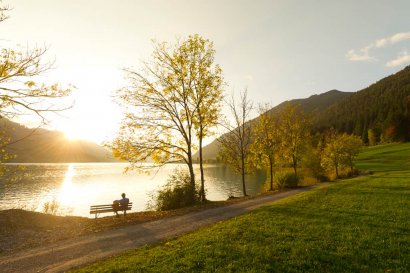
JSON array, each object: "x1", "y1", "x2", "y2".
[
  {"x1": 0, "y1": 2, "x2": 72, "y2": 170},
  {"x1": 251, "y1": 104, "x2": 280, "y2": 191},
  {"x1": 321, "y1": 130, "x2": 362, "y2": 178},
  {"x1": 112, "y1": 35, "x2": 223, "y2": 202},
  {"x1": 1, "y1": 2, "x2": 72, "y2": 122},
  {"x1": 277, "y1": 103, "x2": 310, "y2": 179},
  {"x1": 188, "y1": 35, "x2": 224, "y2": 201}
]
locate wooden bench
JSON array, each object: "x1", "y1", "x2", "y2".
[{"x1": 89, "y1": 202, "x2": 132, "y2": 218}]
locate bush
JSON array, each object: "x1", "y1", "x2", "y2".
[
  {"x1": 274, "y1": 172, "x2": 301, "y2": 189},
  {"x1": 338, "y1": 168, "x2": 360, "y2": 179},
  {"x1": 148, "y1": 169, "x2": 199, "y2": 211},
  {"x1": 303, "y1": 147, "x2": 328, "y2": 182},
  {"x1": 42, "y1": 199, "x2": 60, "y2": 215}
]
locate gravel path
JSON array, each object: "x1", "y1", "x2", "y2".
[{"x1": 0, "y1": 185, "x2": 319, "y2": 273}]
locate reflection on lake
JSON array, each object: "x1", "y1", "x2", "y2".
[{"x1": 0, "y1": 163, "x2": 267, "y2": 217}]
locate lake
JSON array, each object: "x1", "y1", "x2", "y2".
[{"x1": 0, "y1": 163, "x2": 267, "y2": 217}]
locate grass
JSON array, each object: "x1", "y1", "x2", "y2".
[
  {"x1": 355, "y1": 142, "x2": 410, "y2": 172},
  {"x1": 72, "y1": 143, "x2": 410, "y2": 273}
]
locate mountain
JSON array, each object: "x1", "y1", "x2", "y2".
[
  {"x1": 0, "y1": 119, "x2": 117, "y2": 163},
  {"x1": 201, "y1": 65, "x2": 410, "y2": 160},
  {"x1": 199, "y1": 89, "x2": 353, "y2": 161},
  {"x1": 313, "y1": 66, "x2": 410, "y2": 141},
  {"x1": 267, "y1": 89, "x2": 353, "y2": 115}
]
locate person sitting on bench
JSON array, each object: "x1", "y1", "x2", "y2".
[{"x1": 112, "y1": 193, "x2": 130, "y2": 216}]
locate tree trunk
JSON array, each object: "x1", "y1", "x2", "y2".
[
  {"x1": 292, "y1": 154, "x2": 297, "y2": 178},
  {"x1": 241, "y1": 156, "x2": 247, "y2": 196},
  {"x1": 269, "y1": 157, "x2": 274, "y2": 191},
  {"x1": 199, "y1": 131, "x2": 206, "y2": 202},
  {"x1": 187, "y1": 148, "x2": 196, "y2": 202},
  {"x1": 335, "y1": 164, "x2": 339, "y2": 179}
]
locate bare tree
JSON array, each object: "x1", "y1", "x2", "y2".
[{"x1": 218, "y1": 89, "x2": 254, "y2": 196}]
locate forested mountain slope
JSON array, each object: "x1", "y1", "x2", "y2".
[
  {"x1": 201, "y1": 65, "x2": 410, "y2": 160},
  {"x1": 313, "y1": 65, "x2": 410, "y2": 142},
  {"x1": 199, "y1": 89, "x2": 353, "y2": 160}
]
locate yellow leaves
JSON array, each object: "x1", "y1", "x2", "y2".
[
  {"x1": 25, "y1": 81, "x2": 36, "y2": 88},
  {"x1": 112, "y1": 148, "x2": 127, "y2": 160},
  {"x1": 321, "y1": 131, "x2": 363, "y2": 175},
  {"x1": 0, "y1": 45, "x2": 73, "y2": 122},
  {"x1": 115, "y1": 34, "x2": 224, "y2": 171}
]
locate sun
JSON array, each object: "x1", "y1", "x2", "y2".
[
  {"x1": 63, "y1": 130, "x2": 81, "y2": 141},
  {"x1": 61, "y1": 122, "x2": 101, "y2": 143},
  {"x1": 57, "y1": 114, "x2": 120, "y2": 144}
]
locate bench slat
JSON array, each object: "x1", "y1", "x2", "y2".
[
  {"x1": 89, "y1": 207, "x2": 132, "y2": 214},
  {"x1": 89, "y1": 203, "x2": 133, "y2": 216},
  {"x1": 91, "y1": 203, "x2": 133, "y2": 209},
  {"x1": 90, "y1": 205, "x2": 133, "y2": 211}
]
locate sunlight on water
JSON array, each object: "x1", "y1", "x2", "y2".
[
  {"x1": 0, "y1": 163, "x2": 267, "y2": 217},
  {"x1": 63, "y1": 164, "x2": 75, "y2": 185},
  {"x1": 58, "y1": 164, "x2": 76, "y2": 205}
]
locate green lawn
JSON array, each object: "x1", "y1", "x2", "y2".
[{"x1": 73, "y1": 143, "x2": 410, "y2": 273}]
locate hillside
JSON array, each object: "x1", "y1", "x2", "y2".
[
  {"x1": 201, "y1": 65, "x2": 410, "y2": 160},
  {"x1": 0, "y1": 119, "x2": 116, "y2": 163},
  {"x1": 199, "y1": 89, "x2": 353, "y2": 160},
  {"x1": 268, "y1": 89, "x2": 353, "y2": 115},
  {"x1": 313, "y1": 65, "x2": 410, "y2": 141}
]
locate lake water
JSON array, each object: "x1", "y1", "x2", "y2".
[{"x1": 0, "y1": 163, "x2": 267, "y2": 217}]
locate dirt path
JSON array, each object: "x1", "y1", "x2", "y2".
[{"x1": 0, "y1": 185, "x2": 320, "y2": 273}]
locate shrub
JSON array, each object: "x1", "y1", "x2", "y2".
[
  {"x1": 42, "y1": 199, "x2": 60, "y2": 215},
  {"x1": 148, "y1": 169, "x2": 199, "y2": 211},
  {"x1": 303, "y1": 148, "x2": 328, "y2": 182},
  {"x1": 274, "y1": 172, "x2": 301, "y2": 189}
]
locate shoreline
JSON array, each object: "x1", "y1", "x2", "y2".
[
  {"x1": 0, "y1": 185, "x2": 321, "y2": 273},
  {"x1": 0, "y1": 188, "x2": 289, "y2": 255}
]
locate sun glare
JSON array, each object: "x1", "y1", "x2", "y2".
[{"x1": 64, "y1": 130, "x2": 81, "y2": 141}]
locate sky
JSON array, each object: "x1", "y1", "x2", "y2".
[{"x1": 1, "y1": 0, "x2": 410, "y2": 144}]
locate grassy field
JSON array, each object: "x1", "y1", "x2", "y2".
[{"x1": 73, "y1": 143, "x2": 410, "y2": 273}]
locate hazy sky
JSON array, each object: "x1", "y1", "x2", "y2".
[{"x1": 1, "y1": 0, "x2": 410, "y2": 143}]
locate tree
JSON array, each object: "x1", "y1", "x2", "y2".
[
  {"x1": 218, "y1": 90, "x2": 254, "y2": 196},
  {"x1": 0, "y1": 126, "x2": 13, "y2": 175},
  {"x1": 112, "y1": 35, "x2": 223, "y2": 203},
  {"x1": 340, "y1": 134, "x2": 362, "y2": 173},
  {"x1": 0, "y1": 2, "x2": 72, "y2": 168},
  {"x1": 278, "y1": 103, "x2": 310, "y2": 179},
  {"x1": 1, "y1": 2, "x2": 71, "y2": 122},
  {"x1": 252, "y1": 104, "x2": 280, "y2": 191},
  {"x1": 0, "y1": 47, "x2": 72, "y2": 121},
  {"x1": 321, "y1": 131, "x2": 362, "y2": 178},
  {"x1": 188, "y1": 35, "x2": 224, "y2": 202},
  {"x1": 321, "y1": 130, "x2": 344, "y2": 178}
]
